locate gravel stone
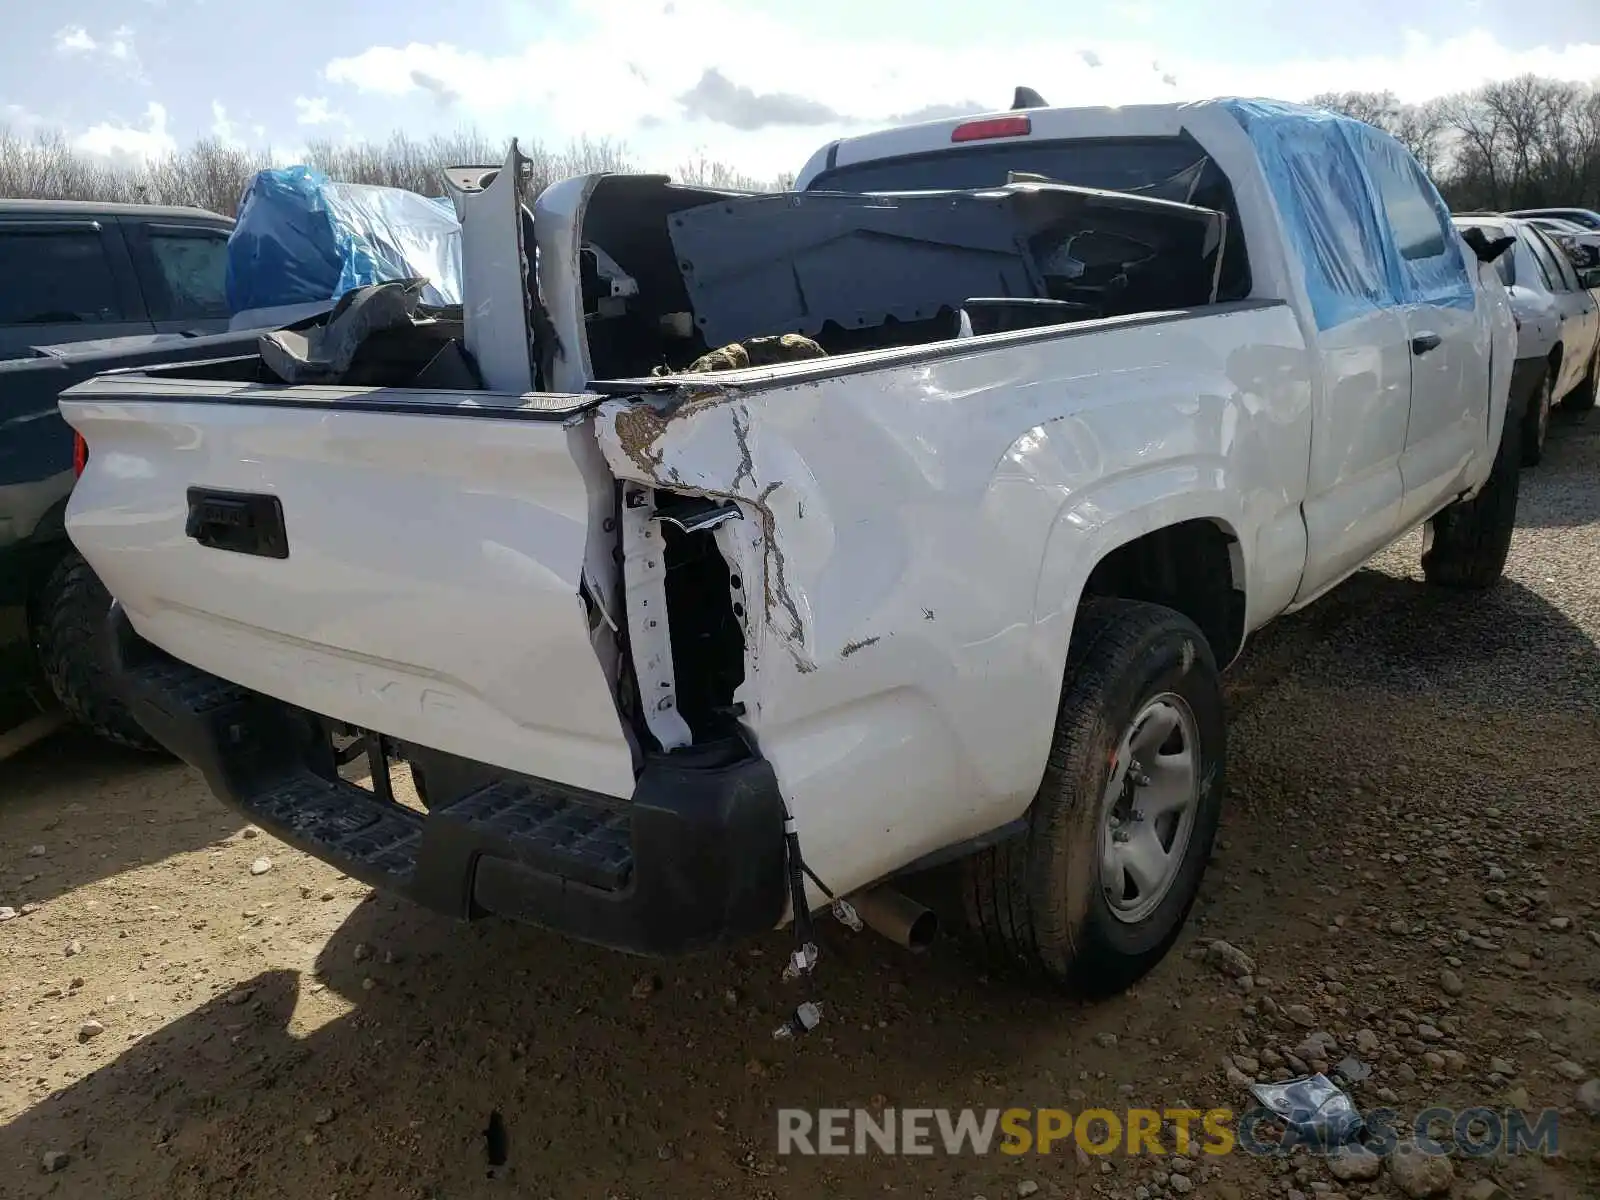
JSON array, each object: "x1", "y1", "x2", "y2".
[
  {"x1": 1206, "y1": 940, "x2": 1256, "y2": 978},
  {"x1": 1327, "y1": 1146, "x2": 1382, "y2": 1182},
  {"x1": 1576, "y1": 1078, "x2": 1600, "y2": 1117},
  {"x1": 1386, "y1": 1140, "x2": 1453, "y2": 1197}
]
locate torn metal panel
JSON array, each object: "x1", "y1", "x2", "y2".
[
  {"x1": 449, "y1": 141, "x2": 536, "y2": 393},
  {"x1": 620, "y1": 486, "x2": 694, "y2": 750}
]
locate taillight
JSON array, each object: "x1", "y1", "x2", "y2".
[
  {"x1": 950, "y1": 115, "x2": 1031, "y2": 143},
  {"x1": 72, "y1": 431, "x2": 88, "y2": 478}
]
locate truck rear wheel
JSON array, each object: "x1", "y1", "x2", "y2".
[
  {"x1": 32, "y1": 551, "x2": 164, "y2": 753},
  {"x1": 1420, "y1": 412, "x2": 1520, "y2": 590},
  {"x1": 961, "y1": 598, "x2": 1225, "y2": 994}
]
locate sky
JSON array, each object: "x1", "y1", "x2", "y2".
[{"x1": 3, "y1": 0, "x2": 1600, "y2": 180}]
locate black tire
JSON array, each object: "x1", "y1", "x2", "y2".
[
  {"x1": 960, "y1": 598, "x2": 1226, "y2": 995},
  {"x1": 1521, "y1": 368, "x2": 1553, "y2": 467},
  {"x1": 1565, "y1": 347, "x2": 1598, "y2": 413},
  {"x1": 1420, "y1": 410, "x2": 1520, "y2": 590},
  {"x1": 32, "y1": 551, "x2": 164, "y2": 753}
]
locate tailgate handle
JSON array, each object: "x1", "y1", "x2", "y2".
[{"x1": 185, "y1": 488, "x2": 289, "y2": 559}]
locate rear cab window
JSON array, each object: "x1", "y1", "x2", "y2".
[{"x1": 805, "y1": 134, "x2": 1253, "y2": 302}]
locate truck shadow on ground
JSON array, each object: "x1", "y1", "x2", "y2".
[
  {"x1": 0, "y1": 899, "x2": 1155, "y2": 1200},
  {"x1": 0, "y1": 726, "x2": 243, "y2": 908}
]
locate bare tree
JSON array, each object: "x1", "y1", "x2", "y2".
[
  {"x1": 1309, "y1": 90, "x2": 1404, "y2": 133},
  {"x1": 0, "y1": 123, "x2": 787, "y2": 214},
  {"x1": 9, "y1": 79, "x2": 1600, "y2": 218}
]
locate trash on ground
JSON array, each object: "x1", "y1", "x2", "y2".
[{"x1": 1248, "y1": 1073, "x2": 1365, "y2": 1147}]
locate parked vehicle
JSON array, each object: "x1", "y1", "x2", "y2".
[
  {"x1": 61, "y1": 98, "x2": 1518, "y2": 994},
  {"x1": 1453, "y1": 214, "x2": 1600, "y2": 464},
  {"x1": 0, "y1": 200, "x2": 233, "y2": 361},
  {"x1": 1520, "y1": 216, "x2": 1600, "y2": 270},
  {"x1": 1, "y1": 329, "x2": 273, "y2": 755},
  {"x1": 1506, "y1": 206, "x2": 1600, "y2": 232},
  {"x1": 1, "y1": 199, "x2": 238, "y2": 753}
]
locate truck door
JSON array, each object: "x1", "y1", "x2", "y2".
[
  {"x1": 1294, "y1": 308, "x2": 1412, "y2": 604},
  {"x1": 1359, "y1": 153, "x2": 1490, "y2": 529}
]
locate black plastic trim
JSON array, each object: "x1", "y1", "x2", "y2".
[{"x1": 103, "y1": 605, "x2": 788, "y2": 956}]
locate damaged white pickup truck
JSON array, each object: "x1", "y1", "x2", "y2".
[{"x1": 61, "y1": 97, "x2": 1517, "y2": 994}]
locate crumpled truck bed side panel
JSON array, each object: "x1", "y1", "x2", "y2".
[{"x1": 596, "y1": 303, "x2": 1314, "y2": 901}]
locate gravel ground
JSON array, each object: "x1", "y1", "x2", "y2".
[{"x1": 2, "y1": 406, "x2": 1598, "y2": 1200}]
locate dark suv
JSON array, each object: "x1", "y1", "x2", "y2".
[
  {"x1": 0, "y1": 199, "x2": 234, "y2": 360},
  {"x1": 1, "y1": 200, "x2": 261, "y2": 753}
]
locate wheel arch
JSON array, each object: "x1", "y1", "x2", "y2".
[{"x1": 1034, "y1": 498, "x2": 1250, "y2": 677}]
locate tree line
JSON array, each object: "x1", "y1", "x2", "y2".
[
  {"x1": 2, "y1": 73, "x2": 1597, "y2": 217},
  {"x1": 0, "y1": 127, "x2": 792, "y2": 217},
  {"x1": 1310, "y1": 75, "x2": 1600, "y2": 211}
]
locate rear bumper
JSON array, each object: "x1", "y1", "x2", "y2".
[{"x1": 106, "y1": 605, "x2": 788, "y2": 956}]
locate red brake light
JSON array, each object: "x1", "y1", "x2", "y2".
[
  {"x1": 73, "y1": 431, "x2": 88, "y2": 479},
  {"x1": 950, "y1": 115, "x2": 1031, "y2": 143}
]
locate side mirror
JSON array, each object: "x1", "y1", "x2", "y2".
[{"x1": 1580, "y1": 267, "x2": 1600, "y2": 289}]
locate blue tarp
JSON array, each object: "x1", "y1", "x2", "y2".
[
  {"x1": 1220, "y1": 99, "x2": 1474, "y2": 332},
  {"x1": 225, "y1": 167, "x2": 463, "y2": 314}
]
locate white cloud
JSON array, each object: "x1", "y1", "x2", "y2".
[
  {"x1": 74, "y1": 101, "x2": 177, "y2": 162},
  {"x1": 53, "y1": 23, "x2": 143, "y2": 79},
  {"x1": 3, "y1": 102, "x2": 47, "y2": 131},
  {"x1": 54, "y1": 25, "x2": 98, "y2": 53},
  {"x1": 317, "y1": 2, "x2": 1600, "y2": 177},
  {"x1": 294, "y1": 95, "x2": 349, "y2": 127},
  {"x1": 107, "y1": 25, "x2": 136, "y2": 62},
  {"x1": 210, "y1": 100, "x2": 243, "y2": 147}
]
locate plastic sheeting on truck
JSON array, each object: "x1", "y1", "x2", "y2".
[
  {"x1": 1221, "y1": 99, "x2": 1474, "y2": 332},
  {"x1": 224, "y1": 167, "x2": 463, "y2": 314}
]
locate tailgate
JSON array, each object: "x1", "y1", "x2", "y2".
[{"x1": 61, "y1": 378, "x2": 637, "y2": 799}]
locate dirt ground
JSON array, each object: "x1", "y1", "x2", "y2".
[{"x1": 3, "y1": 413, "x2": 1599, "y2": 1200}]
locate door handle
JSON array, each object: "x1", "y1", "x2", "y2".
[{"x1": 1411, "y1": 333, "x2": 1442, "y2": 355}]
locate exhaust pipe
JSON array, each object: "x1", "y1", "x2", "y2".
[{"x1": 847, "y1": 887, "x2": 939, "y2": 952}]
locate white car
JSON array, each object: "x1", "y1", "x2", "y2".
[
  {"x1": 61, "y1": 99, "x2": 1518, "y2": 995},
  {"x1": 1507, "y1": 206, "x2": 1600, "y2": 233},
  {"x1": 1454, "y1": 214, "x2": 1600, "y2": 464},
  {"x1": 1521, "y1": 215, "x2": 1600, "y2": 270}
]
